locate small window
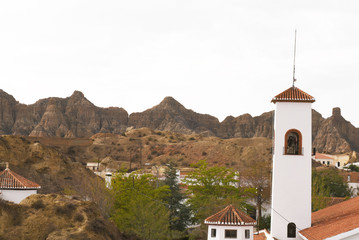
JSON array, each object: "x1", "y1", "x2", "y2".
[
  {"x1": 245, "y1": 229, "x2": 250, "y2": 239},
  {"x1": 337, "y1": 162, "x2": 340, "y2": 167},
  {"x1": 287, "y1": 222, "x2": 296, "y2": 238},
  {"x1": 211, "y1": 228, "x2": 216, "y2": 237},
  {"x1": 225, "y1": 230, "x2": 237, "y2": 238},
  {"x1": 348, "y1": 175, "x2": 351, "y2": 182},
  {"x1": 327, "y1": 161, "x2": 330, "y2": 166}
]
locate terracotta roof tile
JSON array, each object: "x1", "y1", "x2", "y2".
[
  {"x1": 340, "y1": 172, "x2": 359, "y2": 183},
  {"x1": 253, "y1": 232, "x2": 267, "y2": 240},
  {"x1": 271, "y1": 86, "x2": 315, "y2": 103},
  {"x1": 0, "y1": 168, "x2": 41, "y2": 189},
  {"x1": 315, "y1": 153, "x2": 334, "y2": 160},
  {"x1": 300, "y1": 196, "x2": 359, "y2": 240},
  {"x1": 204, "y1": 205, "x2": 256, "y2": 226}
]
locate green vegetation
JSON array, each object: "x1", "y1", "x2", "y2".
[
  {"x1": 347, "y1": 164, "x2": 359, "y2": 172},
  {"x1": 312, "y1": 168, "x2": 351, "y2": 211},
  {"x1": 163, "y1": 162, "x2": 191, "y2": 234},
  {"x1": 111, "y1": 173, "x2": 171, "y2": 240},
  {"x1": 184, "y1": 160, "x2": 254, "y2": 238}
]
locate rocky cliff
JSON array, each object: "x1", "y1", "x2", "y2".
[
  {"x1": 313, "y1": 108, "x2": 359, "y2": 153},
  {"x1": 128, "y1": 97, "x2": 219, "y2": 136},
  {"x1": 0, "y1": 89, "x2": 358, "y2": 153},
  {"x1": 0, "y1": 90, "x2": 128, "y2": 138}
]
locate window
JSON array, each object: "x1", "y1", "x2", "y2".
[
  {"x1": 211, "y1": 228, "x2": 216, "y2": 238},
  {"x1": 225, "y1": 230, "x2": 237, "y2": 238},
  {"x1": 348, "y1": 175, "x2": 351, "y2": 182},
  {"x1": 287, "y1": 222, "x2": 296, "y2": 238},
  {"x1": 245, "y1": 229, "x2": 250, "y2": 239},
  {"x1": 337, "y1": 162, "x2": 340, "y2": 167},
  {"x1": 284, "y1": 129, "x2": 302, "y2": 155}
]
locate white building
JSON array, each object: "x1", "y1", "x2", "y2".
[
  {"x1": 0, "y1": 165, "x2": 41, "y2": 203},
  {"x1": 205, "y1": 205, "x2": 256, "y2": 240},
  {"x1": 270, "y1": 86, "x2": 314, "y2": 239}
]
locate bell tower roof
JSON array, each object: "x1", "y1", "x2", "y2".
[{"x1": 271, "y1": 86, "x2": 315, "y2": 103}]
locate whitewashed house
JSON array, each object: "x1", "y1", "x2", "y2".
[
  {"x1": 0, "y1": 164, "x2": 41, "y2": 203},
  {"x1": 205, "y1": 205, "x2": 256, "y2": 240}
]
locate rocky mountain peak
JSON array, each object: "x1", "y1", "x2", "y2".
[
  {"x1": 332, "y1": 107, "x2": 342, "y2": 117},
  {"x1": 70, "y1": 90, "x2": 85, "y2": 99},
  {"x1": 158, "y1": 96, "x2": 184, "y2": 110}
]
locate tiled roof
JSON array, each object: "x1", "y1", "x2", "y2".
[
  {"x1": 315, "y1": 153, "x2": 334, "y2": 160},
  {"x1": 300, "y1": 196, "x2": 359, "y2": 240},
  {"x1": 340, "y1": 171, "x2": 359, "y2": 183},
  {"x1": 0, "y1": 168, "x2": 41, "y2": 189},
  {"x1": 204, "y1": 205, "x2": 256, "y2": 226},
  {"x1": 253, "y1": 231, "x2": 267, "y2": 240},
  {"x1": 271, "y1": 86, "x2": 315, "y2": 103}
]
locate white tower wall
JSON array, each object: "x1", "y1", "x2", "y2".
[{"x1": 270, "y1": 102, "x2": 312, "y2": 240}]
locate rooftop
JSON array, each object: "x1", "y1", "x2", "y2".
[
  {"x1": 271, "y1": 86, "x2": 315, "y2": 103},
  {"x1": 315, "y1": 153, "x2": 334, "y2": 160},
  {"x1": 300, "y1": 196, "x2": 359, "y2": 240},
  {"x1": 204, "y1": 204, "x2": 256, "y2": 226},
  {"x1": 0, "y1": 168, "x2": 41, "y2": 189}
]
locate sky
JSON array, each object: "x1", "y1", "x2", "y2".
[{"x1": 1, "y1": 1, "x2": 359, "y2": 126}]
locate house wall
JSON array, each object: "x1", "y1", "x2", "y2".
[
  {"x1": 207, "y1": 225, "x2": 254, "y2": 240},
  {"x1": 0, "y1": 189, "x2": 37, "y2": 203},
  {"x1": 271, "y1": 102, "x2": 312, "y2": 240},
  {"x1": 343, "y1": 233, "x2": 359, "y2": 240}
]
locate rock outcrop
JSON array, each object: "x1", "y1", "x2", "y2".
[
  {"x1": 313, "y1": 107, "x2": 359, "y2": 153},
  {"x1": 0, "y1": 89, "x2": 128, "y2": 138},
  {"x1": 128, "y1": 96, "x2": 220, "y2": 136},
  {"x1": 1, "y1": 89, "x2": 359, "y2": 153}
]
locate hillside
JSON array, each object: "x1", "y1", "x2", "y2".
[
  {"x1": 20, "y1": 128, "x2": 272, "y2": 172},
  {"x1": 0, "y1": 194, "x2": 123, "y2": 240},
  {"x1": 1, "y1": 89, "x2": 359, "y2": 153},
  {"x1": 0, "y1": 135, "x2": 109, "y2": 212}
]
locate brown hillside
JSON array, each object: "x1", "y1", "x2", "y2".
[
  {"x1": 0, "y1": 135, "x2": 109, "y2": 213},
  {"x1": 0, "y1": 194, "x2": 123, "y2": 240}
]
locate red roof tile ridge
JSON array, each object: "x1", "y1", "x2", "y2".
[
  {"x1": 231, "y1": 205, "x2": 245, "y2": 223},
  {"x1": 272, "y1": 86, "x2": 315, "y2": 103},
  {"x1": 205, "y1": 204, "x2": 256, "y2": 225},
  {"x1": 0, "y1": 168, "x2": 41, "y2": 189}
]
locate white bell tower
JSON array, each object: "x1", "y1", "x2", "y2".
[{"x1": 270, "y1": 86, "x2": 315, "y2": 240}]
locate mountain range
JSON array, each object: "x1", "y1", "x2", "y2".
[{"x1": 1, "y1": 89, "x2": 358, "y2": 154}]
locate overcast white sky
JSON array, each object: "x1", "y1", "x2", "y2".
[{"x1": 1, "y1": 1, "x2": 358, "y2": 126}]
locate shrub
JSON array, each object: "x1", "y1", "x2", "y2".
[
  {"x1": 74, "y1": 213, "x2": 84, "y2": 222},
  {"x1": 31, "y1": 200, "x2": 45, "y2": 209},
  {"x1": 86, "y1": 219, "x2": 107, "y2": 235},
  {"x1": 55, "y1": 203, "x2": 76, "y2": 217}
]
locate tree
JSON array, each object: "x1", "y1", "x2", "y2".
[
  {"x1": 163, "y1": 162, "x2": 191, "y2": 233},
  {"x1": 111, "y1": 172, "x2": 171, "y2": 240},
  {"x1": 184, "y1": 160, "x2": 254, "y2": 238},
  {"x1": 312, "y1": 168, "x2": 351, "y2": 197},
  {"x1": 312, "y1": 168, "x2": 351, "y2": 211},
  {"x1": 238, "y1": 158, "x2": 271, "y2": 230},
  {"x1": 348, "y1": 164, "x2": 359, "y2": 172}
]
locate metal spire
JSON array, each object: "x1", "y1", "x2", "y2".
[{"x1": 293, "y1": 29, "x2": 297, "y2": 87}]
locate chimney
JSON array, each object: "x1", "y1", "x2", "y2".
[{"x1": 5, "y1": 162, "x2": 9, "y2": 169}]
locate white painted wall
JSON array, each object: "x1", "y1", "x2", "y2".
[
  {"x1": 270, "y1": 102, "x2": 312, "y2": 240},
  {"x1": 207, "y1": 225, "x2": 254, "y2": 240},
  {"x1": 0, "y1": 189, "x2": 37, "y2": 203},
  {"x1": 325, "y1": 227, "x2": 359, "y2": 240}
]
